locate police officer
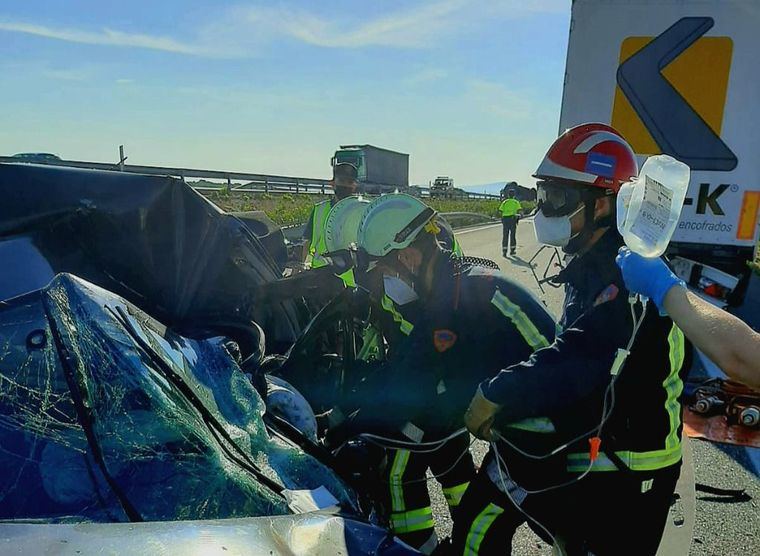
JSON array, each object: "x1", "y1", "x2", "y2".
[
  {"x1": 458, "y1": 124, "x2": 690, "y2": 555},
  {"x1": 335, "y1": 194, "x2": 556, "y2": 553},
  {"x1": 498, "y1": 188, "x2": 521, "y2": 257},
  {"x1": 303, "y1": 162, "x2": 359, "y2": 269}
]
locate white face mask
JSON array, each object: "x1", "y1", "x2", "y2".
[
  {"x1": 383, "y1": 275, "x2": 419, "y2": 305},
  {"x1": 533, "y1": 205, "x2": 583, "y2": 247}
]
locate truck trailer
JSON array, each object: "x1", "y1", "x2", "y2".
[
  {"x1": 562, "y1": 0, "x2": 760, "y2": 327},
  {"x1": 331, "y1": 145, "x2": 409, "y2": 194}
]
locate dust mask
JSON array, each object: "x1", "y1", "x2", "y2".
[
  {"x1": 533, "y1": 205, "x2": 583, "y2": 247},
  {"x1": 383, "y1": 275, "x2": 419, "y2": 305}
]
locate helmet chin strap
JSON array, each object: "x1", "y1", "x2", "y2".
[
  {"x1": 381, "y1": 252, "x2": 420, "y2": 292},
  {"x1": 392, "y1": 248, "x2": 441, "y2": 299},
  {"x1": 562, "y1": 197, "x2": 614, "y2": 255}
]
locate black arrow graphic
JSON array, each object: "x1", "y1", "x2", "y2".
[{"x1": 617, "y1": 17, "x2": 737, "y2": 171}]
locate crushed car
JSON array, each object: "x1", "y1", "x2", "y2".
[{"x1": 0, "y1": 162, "x2": 417, "y2": 555}]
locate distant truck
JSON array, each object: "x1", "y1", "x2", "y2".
[
  {"x1": 431, "y1": 176, "x2": 454, "y2": 197},
  {"x1": 430, "y1": 176, "x2": 468, "y2": 199},
  {"x1": 331, "y1": 145, "x2": 409, "y2": 194}
]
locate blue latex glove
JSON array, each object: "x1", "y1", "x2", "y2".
[{"x1": 615, "y1": 247, "x2": 685, "y2": 310}]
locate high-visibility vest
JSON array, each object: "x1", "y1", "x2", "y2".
[
  {"x1": 566, "y1": 324, "x2": 686, "y2": 473},
  {"x1": 499, "y1": 198, "x2": 521, "y2": 217},
  {"x1": 305, "y1": 200, "x2": 332, "y2": 269},
  {"x1": 452, "y1": 237, "x2": 463, "y2": 257}
]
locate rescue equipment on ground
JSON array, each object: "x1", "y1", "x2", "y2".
[{"x1": 689, "y1": 378, "x2": 760, "y2": 428}]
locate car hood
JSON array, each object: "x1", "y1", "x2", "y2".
[{"x1": 0, "y1": 513, "x2": 417, "y2": 555}]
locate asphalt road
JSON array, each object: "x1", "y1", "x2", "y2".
[{"x1": 424, "y1": 220, "x2": 759, "y2": 555}]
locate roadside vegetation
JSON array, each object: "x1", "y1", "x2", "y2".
[{"x1": 204, "y1": 190, "x2": 535, "y2": 227}]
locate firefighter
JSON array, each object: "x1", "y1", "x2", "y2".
[
  {"x1": 334, "y1": 194, "x2": 556, "y2": 553},
  {"x1": 303, "y1": 162, "x2": 359, "y2": 269},
  {"x1": 498, "y1": 188, "x2": 521, "y2": 257},
  {"x1": 456, "y1": 123, "x2": 690, "y2": 555}
]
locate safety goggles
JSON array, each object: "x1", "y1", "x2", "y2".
[{"x1": 536, "y1": 181, "x2": 585, "y2": 217}]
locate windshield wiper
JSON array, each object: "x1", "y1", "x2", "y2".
[{"x1": 110, "y1": 305, "x2": 285, "y2": 501}]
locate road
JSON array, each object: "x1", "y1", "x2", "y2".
[{"x1": 424, "y1": 221, "x2": 759, "y2": 555}]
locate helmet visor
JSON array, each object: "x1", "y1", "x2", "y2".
[{"x1": 537, "y1": 182, "x2": 584, "y2": 217}]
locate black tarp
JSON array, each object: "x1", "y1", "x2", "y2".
[{"x1": 0, "y1": 163, "x2": 304, "y2": 353}]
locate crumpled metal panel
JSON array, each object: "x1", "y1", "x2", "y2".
[
  {"x1": 0, "y1": 273, "x2": 355, "y2": 522},
  {"x1": 0, "y1": 513, "x2": 417, "y2": 555}
]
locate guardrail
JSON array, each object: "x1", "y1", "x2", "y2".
[
  {"x1": 0, "y1": 155, "x2": 333, "y2": 194},
  {"x1": 0, "y1": 156, "x2": 500, "y2": 200},
  {"x1": 281, "y1": 212, "x2": 496, "y2": 241},
  {"x1": 439, "y1": 212, "x2": 498, "y2": 226}
]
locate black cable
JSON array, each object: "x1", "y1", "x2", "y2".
[{"x1": 263, "y1": 412, "x2": 360, "y2": 489}]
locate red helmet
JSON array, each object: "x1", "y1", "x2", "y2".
[{"x1": 533, "y1": 123, "x2": 638, "y2": 193}]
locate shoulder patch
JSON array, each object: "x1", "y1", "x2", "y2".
[
  {"x1": 433, "y1": 329, "x2": 458, "y2": 353},
  {"x1": 594, "y1": 284, "x2": 620, "y2": 307}
]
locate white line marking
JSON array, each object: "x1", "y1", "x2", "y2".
[
  {"x1": 455, "y1": 224, "x2": 502, "y2": 234},
  {"x1": 455, "y1": 218, "x2": 534, "y2": 235}
]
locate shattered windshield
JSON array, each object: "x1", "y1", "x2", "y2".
[{"x1": 0, "y1": 273, "x2": 355, "y2": 523}]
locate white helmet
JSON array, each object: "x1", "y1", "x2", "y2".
[
  {"x1": 357, "y1": 194, "x2": 438, "y2": 257},
  {"x1": 324, "y1": 196, "x2": 370, "y2": 252}
]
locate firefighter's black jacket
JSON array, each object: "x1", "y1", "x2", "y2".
[
  {"x1": 482, "y1": 230, "x2": 691, "y2": 469},
  {"x1": 348, "y1": 256, "x2": 557, "y2": 437}
]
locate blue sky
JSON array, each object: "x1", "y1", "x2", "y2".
[{"x1": 0, "y1": 1, "x2": 570, "y2": 187}]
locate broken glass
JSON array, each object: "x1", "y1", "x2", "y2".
[{"x1": 0, "y1": 273, "x2": 356, "y2": 523}]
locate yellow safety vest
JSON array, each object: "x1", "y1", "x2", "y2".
[
  {"x1": 305, "y1": 200, "x2": 332, "y2": 269},
  {"x1": 499, "y1": 198, "x2": 521, "y2": 217}
]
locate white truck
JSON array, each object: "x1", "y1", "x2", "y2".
[{"x1": 562, "y1": 0, "x2": 760, "y2": 328}]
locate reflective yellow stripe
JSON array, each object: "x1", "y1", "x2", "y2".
[
  {"x1": 490, "y1": 290, "x2": 550, "y2": 351},
  {"x1": 452, "y1": 237, "x2": 463, "y2": 257},
  {"x1": 464, "y1": 503, "x2": 504, "y2": 556},
  {"x1": 389, "y1": 449, "x2": 410, "y2": 512},
  {"x1": 391, "y1": 506, "x2": 434, "y2": 534},
  {"x1": 442, "y1": 481, "x2": 470, "y2": 507},
  {"x1": 336, "y1": 268, "x2": 356, "y2": 288},
  {"x1": 381, "y1": 295, "x2": 414, "y2": 335},
  {"x1": 358, "y1": 326, "x2": 382, "y2": 361},
  {"x1": 567, "y1": 444, "x2": 682, "y2": 472},
  {"x1": 665, "y1": 324, "x2": 686, "y2": 450},
  {"x1": 568, "y1": 324, "x2": 687, "y2": 473},
  {"x1": 307, "y1": 201, "x2": 331, "y2": 268}
]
